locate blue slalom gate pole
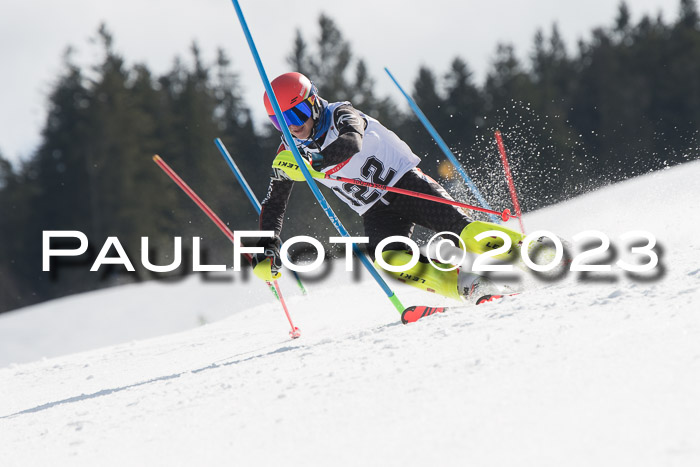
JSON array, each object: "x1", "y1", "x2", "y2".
[
  {"x1": 214, "y1": 137, "x2": 307, "y2": 295},
  {"x1": 384, "y1": 67, "x2": 499, "y2": 223},
  {"x1": 229, "y1": 0, "x2": 405, "y2": 314},
  {"x1": 214, "y1": 138, "x2": 260, "y2": 211}
]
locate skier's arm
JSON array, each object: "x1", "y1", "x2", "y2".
[
  {"x1": 313, "y1": 105, "x2": 366, "y2": 170},
  {"x1": 259, "y1": 169, "x2": 294, "y2": 236},
  {"x1": 250, "y1": 168, "x2": 292, "y2": 282}
]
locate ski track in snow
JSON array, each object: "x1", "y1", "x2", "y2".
[{"x1": 1, "y1": 161, "x2": 700, "y2": 466}]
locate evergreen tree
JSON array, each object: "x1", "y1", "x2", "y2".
[
  {"x1": 442, "y1": 58, "x2": 484, "y2": 156},
  {"x1": 484, "y1": 44, "x2": 534, "y2": 116},
  {"x1": 285, "y1": 13, "x2": 396, "y2": 124},
  {"x1": 214, "y1": 48, "x2": 268, "y2": 226},
  {"x1": 5, "y1": 5, "x2": 700, "y2": 314},
  {"x1": 679, "y1": 0, "x2": 699, "y2": 28},
  {"x1": 348, "y1": 59, "x2": 397, "y2": 125},
  {"x1": 306, "y1": 14, "x2": 353, "y2": 101},
  {"x1": 287, "y1": 30, "x2": 314, "y2": 78},
  {"x1": 402, "y1": 66, "x2": 445, "y2": 176},
  {"x1": 0, "y1": 152, "x2": 20, "y2": 309}
]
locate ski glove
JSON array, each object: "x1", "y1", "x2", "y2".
[
  {"x1": 298, "y1": 146, "x2": 324, "y2": 172},
  {"x1": 271, "y1": 166, "x2": 292, "y2": 182},
  {"x1": 252, "y1": 235, "x2": 283, "y2": 281},
  {"x1": 310, "y1": 152, "x2": 325, "y2": 172}
]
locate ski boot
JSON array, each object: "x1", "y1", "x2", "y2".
[{"x1": 375, "y1": 250, "x2": 500, "y2": 302}]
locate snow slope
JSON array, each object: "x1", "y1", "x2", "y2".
[{"x1": 1, "y1": 161, "x2": 700, "y2": 466}]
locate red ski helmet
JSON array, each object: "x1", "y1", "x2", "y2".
[{"x1": 263, "y1": 72, "x2": 321, "y2": 131}]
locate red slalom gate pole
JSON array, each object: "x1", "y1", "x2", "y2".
[
  {"x1": 326, "y1": 173, "x2": 517, "y2": 222},
  {"x1": 494, "y1": 131, "x2": 526, "y2": 233},
  {"x1": 153, "y1": 155, "x2": 301, "y2": 339}
]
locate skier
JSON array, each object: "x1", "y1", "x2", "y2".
[{"x1": 251, "y1": 72, "x2": 524, "y2": 301}]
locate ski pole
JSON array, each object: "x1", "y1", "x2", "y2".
[
  {"x1": 272, "y1": 151, "x2": 518, "y2": 222},
  {"x1": 153, "y1": 155, "x2": 301, "y2": 339},
  {"x1": 330, "y1": 173, "x2": 515, "y2": 222},
  {"x1": 495, "y1": 131, "x2": 526, "y2": 233},
  {"x1": 213, "y1": 137, "x2": 308, "y2": 295},
  {"x1": 229, "y1": 0, "x2": 406, "y2": 315},
  {"x1": 384, "y1": 67, "x2": 499, "y2": 223}
]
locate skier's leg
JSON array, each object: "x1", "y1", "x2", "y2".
[
  {"x1": 374, "y1": 249, "x2": 499, "y2": 300},
  {"x1": 362, "y1": 196, "x2": 415, "y2": 261},
  {"x1": 388, "y1": 169, "x2": 525, "y2": 261},
  {"x1": 458, "y1": 221, "x2": 525, "y2": 260},
  {"x1": 386, "y1": 168, "x2": 471, "y2": 240},
  {"x1": 363, "y1": 197, "x2": 461, "y2": 297},
  {"x1": 364, "y1": 178, "x2": 498, "y2": 301}
]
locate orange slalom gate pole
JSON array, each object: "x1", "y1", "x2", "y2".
[
  {"x1": 494, "y1": 131, "x2": 526, "y2": 233},
  {"x1": 153, "y1": 155, "x2": 300, "y2": 339},
  {"x1": 325, "y1": 173, "x2": 518, "y2": 222}
]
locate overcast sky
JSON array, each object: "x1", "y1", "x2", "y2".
[{"x1": 0, "y1": 0, "x2": 679, "y2": 164}]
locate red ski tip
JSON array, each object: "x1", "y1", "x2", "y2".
[
  {"x1": 289, "y1": 327, "x2": 301, "y2": 339},
  {"x1": 401, "y1": 306, "x2": 447, "y2": 324},
  {"x1": 475, "y1": 294, "x2": 514, "y2": 305}
]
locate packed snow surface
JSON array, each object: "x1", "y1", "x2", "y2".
[{"x1": 1, "y1": 161, "x2": 700, "y2": 466}]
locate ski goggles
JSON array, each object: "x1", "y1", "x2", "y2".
[{"x1": 268, "y1": 96, "x2": 315, "y2": 131}]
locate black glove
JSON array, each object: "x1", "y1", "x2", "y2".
[
  {"x1": 251, "y1": 235, "x2": 283, "y2": 281},
  {"x1": 311, "y1": 153, "x2": 325, "y2": 171},
  {"x1": 301, "y1": 147, "x2": 324, "y2": 171}
]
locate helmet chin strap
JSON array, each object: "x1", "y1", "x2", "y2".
[{"x1": 309, "y1": 97, "x2": 330, "y2": 142}]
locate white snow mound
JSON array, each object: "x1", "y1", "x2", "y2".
[{"x1": 1, "y1": 161, "x2": 700, "y2": 466}]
